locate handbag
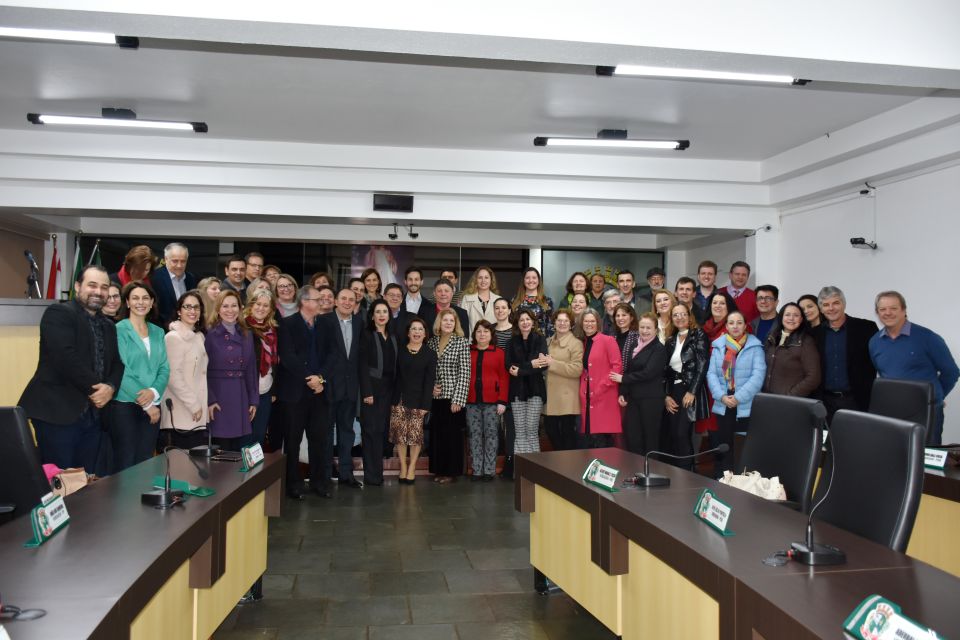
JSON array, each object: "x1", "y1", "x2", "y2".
[
  {"x1": 51, "y1": 468, "x2": 90, "y2": 497},
  {"x1": 719, "y1": 469, "x2": 786, "y2": 501}
]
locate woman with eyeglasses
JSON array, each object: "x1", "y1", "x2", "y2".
[
  {"x1": 762, "y1": 302, "x2": 821, "y2": 398},
  {"x1": 160, "y1": 291, "x2": 209, "y2": 450},
  {"x1": 274, "y1": 273, "x2": 300, "y2": 318},
  {"x1": 101, "y1": 281, "x2": 123, "y2": 323}
]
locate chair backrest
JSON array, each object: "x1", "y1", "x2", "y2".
[
  {"x1": 736, "y1": 393, "x2": 826, "y2": 513},
  {"x1": 868, "y1": 378, "x2": 936, "y2": 445},
  {"x1": 814, "y1": 410, "x2": 925, "y2": 552},
  {"x1": 0, "y1": 406, "x2": 52, "y2": 526}
]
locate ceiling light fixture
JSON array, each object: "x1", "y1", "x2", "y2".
[
  {"x1": 534, "y1": 129, "x2": 688, "y2": 151},
  {"x1": 597, "y1": 65, "x2": 808, "y2": 85},
  {"x1": 0, "y1": 26, "x2": 139, "y2": 48},
  {"x1": 28, "y1": 108, "x2": 207, "y2": 133}
]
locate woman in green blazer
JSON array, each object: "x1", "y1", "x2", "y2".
[{"x1": 111, "y1": 281, "x2": 170, "y2": 473}]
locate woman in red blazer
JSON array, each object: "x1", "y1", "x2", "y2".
[
  {"x1": 578, "y1": 308, "x2": 623, "y2": 448},
  {"x1": 466, "y1": 320, "x2": 509, "y2": 480}
]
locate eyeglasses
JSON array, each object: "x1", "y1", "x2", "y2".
[
  {"x1": 302, "y1": 297, "x2": 321, "y2": 303},
  {"x1": 277, "y1": 283, "x2": 295, "y2": 290},
  {"x1": 181, "y1": 304, "x2": 201, "y2": 311},
  {"x1": 671, "y1": 312, "x2": 689, "y2": 318},
  {"x1": 106, "y1": 294, "x2": 121, "y2": 300}
]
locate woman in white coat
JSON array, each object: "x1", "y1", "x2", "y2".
[
  {"x1": 160, "y1": 290, "x2": 209, "y2": 450},
  {"x1": 459, "y1": 266, "x2": 503, "y2": 340}
]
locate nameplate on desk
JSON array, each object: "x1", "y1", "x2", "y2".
[
  {"x1": 843, "y1": 594, "x2": 940, "y2": 640},
  {"x1": 582, "y1": 458, "x2": 619, "y2": 492},
  {"x1": 924, "y1": 448, "x2": 948, "y2": 469},
  {"x1": 693, "y1": 489, "x2": 733, "y2": 536},
  {"x1": 23, "y1": 492, "x2": 69, "y2": 548},
  {"x1": 240, "y1": 443, "x2": 265, "y2": 472}
]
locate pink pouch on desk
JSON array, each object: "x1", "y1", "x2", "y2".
[{"x1": 42, "y1": 464, "x2": 61, "y2": 484}]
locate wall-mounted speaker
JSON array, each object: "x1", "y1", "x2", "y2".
[{"x1": 373, "y1": 193, "x2": 414, "y2": 213}]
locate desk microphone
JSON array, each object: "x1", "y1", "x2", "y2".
[
  {"x1": 164, "y1": 398, "x2": 222, "y2": 458},
  {"x1": 789, "y1": 438, "x2": 846, "y2": 565},
  {"x1": 141, "y1": 446, "x2": 209, "y2": 509},
  {"x1": 635, "y1": 443, "x2": 730, "y2": 487}
]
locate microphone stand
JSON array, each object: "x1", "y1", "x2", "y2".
[
  {"x1": 24, "y1": 251, "x2": 42, "y2": 299},
  {"x1": 141, "y1": 446, "x2": 210, "y2": 509},
  {"x1": 635, "y1": 444, "x2": 731, "y2": 488},
  {"x1": 789, "y1": 437, "x2": 846, "y2": 565},
  {"x1": 164, "y1": 397, "x2": 221, "y2": 458}
]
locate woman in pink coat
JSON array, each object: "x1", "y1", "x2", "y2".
[{"x1": 578, "y1": 308, "x2": 623, "y2": 448}]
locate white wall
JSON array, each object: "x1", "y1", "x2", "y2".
[
  {"x1": 779, "y1": 163, "x2": 960, "y2": 442},
  {"x1": 684, "y1": 237, "x2": 749, "y2": 287}
]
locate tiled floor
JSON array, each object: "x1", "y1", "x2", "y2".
[{"x1": 214, "y1": 476, "x2": 617, "y2": 639}]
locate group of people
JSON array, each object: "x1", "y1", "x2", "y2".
[{"x1": 20, "y1": 243, "x2": 959, "y2": 497}]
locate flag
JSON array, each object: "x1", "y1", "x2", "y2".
[
  {"x1": 45, "y1": 245, "x2": 61, "y2": 299},
  {"x1": 88, "y1": 240, "x2": 101, "y2": 266},
  {"x1": 69, "y1": 237, "x2": 83, "y2": 299}
]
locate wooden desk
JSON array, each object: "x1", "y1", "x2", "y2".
[
  {"x1": 0, "y1": 451, "x2": 283, "y2": 639},
  {"x1": 516, "y1": 448, "x2": 960, "y2": 640},
  {"x1": 908, "y1": 464, "x2": 960, "y2": 577}
]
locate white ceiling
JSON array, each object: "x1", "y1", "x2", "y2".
[{"x1": 0, "y1": 37, "x2": 931, "y2": 160}]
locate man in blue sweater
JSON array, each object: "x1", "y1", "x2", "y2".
[{"x1": 869, "y1": 291, "x2": 959, "y2": 445}]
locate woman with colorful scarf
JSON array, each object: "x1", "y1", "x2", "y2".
[
  {"x1": 706, "y1": 310, "x2": 766, "y2": 476},
  {"x1": 243, "y1": 289, "x2": 279, "y2": 447}
]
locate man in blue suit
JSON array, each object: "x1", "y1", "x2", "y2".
[
  {"x1": 152, "y1": 242, "x2": 198, "y2": 325},
  {"x1": 321, "y1": 287, "x2": 364, "y2": 488}
]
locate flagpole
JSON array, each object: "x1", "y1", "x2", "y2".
[{"x1": 87, "y1": 238, "x2": 102, "y2": 266}]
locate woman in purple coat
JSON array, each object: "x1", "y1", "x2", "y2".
[{"x1": 205, "y1": 290, "x2": 259, "y2": 450}]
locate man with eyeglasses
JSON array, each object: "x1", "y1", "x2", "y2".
[
  {"x1": 276, "y1": 285, "x2": 332, "y2": 499},
  {"x1": 751, "y1": 285, "x2": 780, "y2": 343}
]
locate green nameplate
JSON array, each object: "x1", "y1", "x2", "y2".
[
  {"x1": 924, "y1": 448, "x2": 948, "y2": 469},
  {"x1": 23, "y1": 493, "x2": 70, "y2": 548},
  {"x1": 151, "y1": 476, "x2": 216, "y2": 497},
  {"x1": 239, "y1": 443, "x2": 265, "y2": 472},
  {"x1": 843, "y1": 594, "x2": 940, "y2": 639},
  {"x1": 582, "y1": 458, "x2": 619, "y2": 492},
  {"x1": 693, "y1": 488, "x2": 734, "y2": 536}
]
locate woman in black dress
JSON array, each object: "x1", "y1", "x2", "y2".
[
  {"x1": 390, "y1": 317, "x2": 436, "y2": 484},
  {"x1": 359, "y1": 299, "x2": 397, "y2": 486}
]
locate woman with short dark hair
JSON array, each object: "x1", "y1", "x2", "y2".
[
  {"x1": 466, "y1": 320, "x2": 508, "y2": 480},
  {"x1": 390, "y1": 317, "x2": 436, "y2": 484},
  {"x1": 359, "y1": 299, "x2": 397, "y2": 486}
]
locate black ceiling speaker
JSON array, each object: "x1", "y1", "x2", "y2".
[{"x1": 373, "y1": 193, "x2": 414, "y2": 213}]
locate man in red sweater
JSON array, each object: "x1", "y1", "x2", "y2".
[{"x1": 720, "y1": 261, "x2": 759, "y2": 324}]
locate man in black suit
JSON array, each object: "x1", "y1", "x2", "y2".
[
  {"x1": 812, "y1": 285, "x2": 878, "y2": 421},
  {"x1": 419, "y1": 278, "x2": 469, "y2": 337},
  {"x1": 320, "y1": 287, "x2": 364, "y2": 488},
  {"x1": 152, "y1": 242, "x2": 198, "y2": 325},
  {"x1": 276, "y1": 285, "x2": 331, "y2": 499},
  {"x1": 383, "y1": 283, "x2": 414, "y2": 342},
  {"x1": 220, "y1": 254, "x2": 247, "y2": 303},
  {"x1": 19, "y1": 265, "x2": 124, "y2": 473}
]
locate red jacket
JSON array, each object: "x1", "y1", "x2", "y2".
[
  {"x1": 720, "y1": 285, "x2": 759, "y2": 324},
  {"x1": 467, "y1": 345, "x2": 509, "y2": 405},
  {"x1": 579, "y1": 332, "x2": 623, "y2": 434}
]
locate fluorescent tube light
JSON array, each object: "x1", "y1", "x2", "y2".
[
  {"x1": 0, "y1": 27, "x2": 117, "y2": 44},
  {"x1": 534, "y1": 136, "x2": 688, "y2": 150},
  {"x1": 600, "y1": 64, "x2": 805, "y2": 85},
  {"x1": 28, "y1": 112, "x2": 207, "y2": 133}
]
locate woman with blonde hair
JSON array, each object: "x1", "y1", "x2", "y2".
[
  {"x1": 511, "y1": 267, "x2": 555, "y2": 338},
  {"x1": 196, "y1": 277, "x2": 222, "y2": 324},
  {"x1": 427, "y1": 308, "x2": 471, "y2": 483},
  {"x1": 205, "y1": 290, "x2": 258, "y2": 450},
  {"x1": 541, "y1": 308, "x2": 583, "y2": 451},
  {"x1": 652, "y1": 289, "x2": 678, "y2": 344},
  {"x1": 243, "y1": 289, "x2": 279, "y2": 447},
  {"x1": 460, "y1": 266, "x2": 503, "y2": 338}
]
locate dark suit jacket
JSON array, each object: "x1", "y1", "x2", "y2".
[
  {"x1": 152, "y1": 265, "x2": 198, "y2": 326},
  {"x1": 621, "y1": 339, "x2": 668, "y2": 400},
  {"x1": 418, "y1": 304, "x2": 470, "y2": 339},
  {"x1": 813, "y1": 314, "x2": 878, "y2": 410},
  {"x1": 276, "y1": 313, "x2": 325, "y2": 403},
  {"x1": 320, "y1": 312, "x2": 363, "y2": 403},
  {"x1": 19, "y1": 301, "x2": 124, "y2": 424},
  {"x1": 388, "y1": 308, "x2": 417, "y2": 344}
]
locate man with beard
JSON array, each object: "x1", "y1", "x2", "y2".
[
  {"x1": 20, "y1": 265, "x2": 124, "y2": 473},
  {"x1": 404, "y1": 266, "x2": 428, "y2": 315}
]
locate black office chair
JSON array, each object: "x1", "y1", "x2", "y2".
[
  {"x1": 868, "y1": 378, "x2": 936, "y2": 445},
  {"x1": 813, "y1": 410, "x2": 924, "y2": 552},
  {"x1": 735, "y1": 393, "x2": 826, "y2": 513},
  {"x1": 0, "y1": 407, "x2": 53, "y2": 526}
]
